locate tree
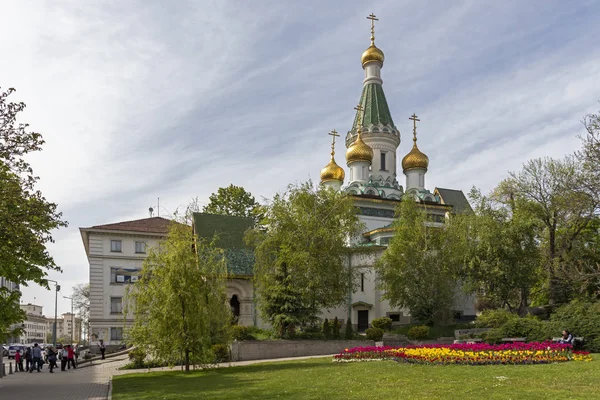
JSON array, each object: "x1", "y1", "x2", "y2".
[
  {"x1": 125, "y1": 222, "x2": 231, "y2": 371},
  {"x1": 0, "y1": 87, "x2": 67, "y2": 342},
  {"x1": 203, "y1": 184, "x2": 262, "y2": 223},
  {"x1": 247, "y1": 182, "x2": 363, "y2": 337},
  {"x1": 72, "y1": 283, "x2": 90, "y2": 342},
  {"x1": 449, "y1": 188, "x2": 541, "y2": 314},
  {"x1": 496, "y1": 157, "x2": 598, "y2": 305},
  {"x1": 375, "y1": 198, "x2": 456, "y2": 325}
]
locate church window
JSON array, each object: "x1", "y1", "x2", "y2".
[
  {"x1": 380, "y1": 152, "x2": 386, "y2": 171},
  {"x1": 360, "y1": 273, "x2": 365, "y2": 292},
  {"x1": 110, "y1": 240, "x2": 122, "y2": 252}
]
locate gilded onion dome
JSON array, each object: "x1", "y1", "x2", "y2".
[
  {"x1": 346, "y1": 130, "x2": 373, "y2": 165},
  {"x1": 402, "y1": 116, "x2": 429, "y2": 171},
  {"x1": 361, "y1": 44, "x2": 384, "y2": 67},
  {"x1": 320, "y1": 156, "x2": 345, "y2": 183}
]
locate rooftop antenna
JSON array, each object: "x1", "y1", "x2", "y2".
[
  {"x1": 149, "y1": 207, "x2": 154, "y2": 217},
  {"x1": 157, "y1": 197, "x2": 160, "y2": 217}
]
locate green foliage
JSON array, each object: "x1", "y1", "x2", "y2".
[
  {"x1": 482, "y1": 328, "x2": 505, "y2": 344},
  {"x1": 211, "y1": 344, "x2": 229, "y2": 363},
  {"x1": 332, "y1": 317, "x2": 341, "y2": 339},
  {"x1": 203, "y1": 184, "x2": 262, "y2": 224},
  {"x1": 128, "y1": 348, "x2": 146, "y2": 369},
  {"x1": 322, "y1": 319, "x2": 331, "y2": 339},
  {"x1": 365, "y1": 327, "x2": 384, "y2": 341},
  {"x1": 406, "y1": 325, "x2": 430, "y2": 340},
  {"x1": 345, "y1": 318, "x2": 354, "y2": 340},
  {"x1": 248, "y1": 182, "x2": 364, "y2": 337},
  {"x1": 450, "y1": 187, "x2": 541, "y2": 313},
  {"x1": 501, "y1": 317, "x2": 552, "y2": 342},
  {"x1": 475, "y1": 309, "x2": 519, "y2": 328},
  {"x1": 371, "y1": 317, "x2": 393, "y2": 331},
  {"x1": 376, "y1": 198, "x2": 455, "y2": 325},
  {"x1": 231, "y1": 325, "x2": 252, "y2": 341},
  {"x1": 551, "y1": 300, "x2": 600, "y2": 352},
  {"x1": 125, "y1": 222, "x2": 231, "y2": 371},
  {"x1": 0, "y1": 87, "x2": 68, "y2": 341}
]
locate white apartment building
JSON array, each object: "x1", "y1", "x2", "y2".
[
  {"x1": 18, "y1": 304, "x2": 48, "y2": 344},
  {"x1": 80, "y1": 217, "x2": 170, "y2": 349},
  {"x1": 46, "y1": 313, "x2": 83, "y2": 343}
]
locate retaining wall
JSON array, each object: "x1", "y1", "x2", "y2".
[{"x1": 230, "y1": 340, "x2": 374, "y2": 362}]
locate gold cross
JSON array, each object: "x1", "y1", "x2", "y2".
[
  {"x1": 367, "y1": 13, "x2": 378, "y2": 44},
  {"x1": 409, "y1": 113, "x2": 420, "y2": 142},
  {"x1": 354, "y1": 104, "x2": 365, "y2": 132},
  {"x1": 328, "y1": 129, "x2": 340, "y2": 155}
]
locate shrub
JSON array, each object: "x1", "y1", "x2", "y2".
[
  {"x1": 365, "y1": 327, "x2": 384, "y2": 341},
  {"x1": 407, "y1": 325, "x2": 430, "y2": 340},
  {"x1": 475, "y1": 309, "x2": 519, "y2": 328},
  {"x1": 332, "y1": 317, "x2": 341, "y2": 339},
  {"x1": 482, "y1": 328, "x2": 504, "y2": 344},
  {"x1": 128, "y1": 347, "x2": 146, "y2": 369},
  {"x1": 231, "y1": 325, "x2": 252, "y2": 341},
  {"x1": 322, "y1": 319, "x2": 331, "y2": 339},
  {"x1": 371, "y1": 317, "x2": 393, "y2": 331},
  {"x1": 551, "y1": 300, "x2": 600, "y2": 352},
  {"x1": 211, "y1": 344, "x2": 229, "y2": 363},
  {"x1": 345, "y1": 318, "x2": 354, "y2": 339},
  {"x1": 501, "y1": 316, "x2": 552, "y2": 342}
]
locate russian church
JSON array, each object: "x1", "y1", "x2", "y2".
[{"x1": 316, "y1": 15, "x2": 476, "y2": 330}]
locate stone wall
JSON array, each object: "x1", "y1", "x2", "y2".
[{"x1": 230, "y1": 340, "x2": 374, "y2": 362}]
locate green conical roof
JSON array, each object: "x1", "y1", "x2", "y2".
[{"x1": 351, "y1": 83, "x2": 395, "y2": 130}]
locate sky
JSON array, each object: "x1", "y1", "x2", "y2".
[{"x1": 2, "y1": 0, "x2": 600, "y2": 316}]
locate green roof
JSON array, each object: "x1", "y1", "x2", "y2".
[
  {"x1": 192, "y1": 213, "x2": 255, "y2": 276},
  {"x1": 434, "y1": 188, "x2": 473, "y2": 214},
  {"x1": 352, "y1": 83, "x2": 395, "y2": 129}
]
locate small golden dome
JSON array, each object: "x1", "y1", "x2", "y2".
[
  {"x1": 402, "y1": 143, "x2": 429, "y2": 171},
  {"x1": 320, "y1": 156, "x2": 345, "y2": 183},
  {"x1": 361, "y1": 44, "x2": 385, "y2": 67},
  {"x1": 346, "y1": 132, "x2": 373, "y2": 165}
]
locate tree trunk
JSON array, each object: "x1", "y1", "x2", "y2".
[
  {"x1": 548, "y1": 222, "x2": 558, "y2": 305},
  {"x1": 185, "y1": 349, "x2": 190, "y2": 372}
]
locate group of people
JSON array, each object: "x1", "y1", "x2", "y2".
[{"x1": 13, "y1": 343, "x2": 78, "y2": 373}]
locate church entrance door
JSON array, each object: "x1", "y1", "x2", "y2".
[{"x1": 357, "y1": 310, "x2": 369, "y2": 332}]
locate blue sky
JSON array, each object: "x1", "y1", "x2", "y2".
[{"x1": 1, "y1": 0, "x2": 599, "y2": 315}]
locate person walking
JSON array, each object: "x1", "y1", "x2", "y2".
[
  {"x1": 46, "y1": 346, "x2": 58, "y2": 373},
  {"x1": 30, "y1": 343, "x2": 42, "y2": 373},
  {"x1": 60, "y1": 346, "x2": 68, "y2": 371},
  {"x1": 67, "y1": 345, "x2": 76, "y2": 369},
  {"x1": 25, "y1": 347, "x2": 32, "y2": 372},
  {"x1": 99, "y1": 340, "x2": 106, "y2": 360},
  {"x1": 15, "y1": 348, "x2": 23, "y2": 372}
]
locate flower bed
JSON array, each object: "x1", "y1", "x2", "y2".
[{"x1": 333, "y1": 342, "x2": 592, "y2": 365}]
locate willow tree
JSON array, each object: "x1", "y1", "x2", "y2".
[
  {"x1": 125, "y1": 223, "x2": 230, "y2": 371},
  {"x1": 247, "y1": 182, "x2": 363, "y2": 337},
  {"x1": 375, "y1": 197, "x2": 456, "y2": 325}
]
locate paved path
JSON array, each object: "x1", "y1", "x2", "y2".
[{"x1": 0, "y1": 356, "x2": 129, "y2": 400}]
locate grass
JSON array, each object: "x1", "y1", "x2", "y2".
[{"x1": 112, "y1": 355, "x2": 600, "y2": 400}]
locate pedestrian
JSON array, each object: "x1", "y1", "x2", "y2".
[
  {"x1": 46, "y1": 346, "x2": 58, "y2": 373},
  {"x1": 25, "y1": 347, "x2": 32, "y2": 372},
  {"x1": 99, "y1": 340, "x2": 106, "y2": 360},
  {"x1": 15, "y1": 348, "x2": 23, "y2": 372},
  {"x1": 60, "y1": 346, "x2": 68, "y2": 371},
  {"x1": 67, "y1": 344, "x2": 76, "y2": 369},
  {"x1": 30, "y1": 343, "x2": 42, "y2": 373}
]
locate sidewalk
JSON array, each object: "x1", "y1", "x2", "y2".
[{"x1": 0, "y1": 356, "x2": 129, "y2": 400}]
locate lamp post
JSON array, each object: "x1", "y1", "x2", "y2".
[
  {"x1": 63, "y1": 296, "x2": 74, "y2": 344},
  {"x1": 47, "y1": 280, "x2": 60, "y2": 347}
]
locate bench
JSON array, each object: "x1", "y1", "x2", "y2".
[
  {"x1": 552, "y1": 337, "x2": 584, "y2": 346},
  {"x1": 501, "y1": 337, "x2": 526, "y2": 343}
]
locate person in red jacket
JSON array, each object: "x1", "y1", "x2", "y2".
[
  {"x1": 67, "y1": 345, "x2": 76, "y2": 369},
  {"x1": 15, "y1": 349, "x2": 23, "y2": 372}
]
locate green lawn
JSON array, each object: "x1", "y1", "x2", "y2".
[{"x1": 112, "y1": 355, "x2": 600, "y2": 400}]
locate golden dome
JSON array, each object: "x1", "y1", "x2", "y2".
[
  {"x1": 402, "y1": 142, "x2": 429, "y2": 171},
  {"x1": 346, "y1": 131, "x2": 373, "y2": 165},
  {"x1": 320, "y1": 156, "x2": 345, "y2": 183},
  {"x1": 361, "y1": 44, "x2": 384, "y2": 67}
]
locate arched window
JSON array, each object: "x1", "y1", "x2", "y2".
[{"x1": 230, "y1": 295, "x2": 240, "y2": 319}]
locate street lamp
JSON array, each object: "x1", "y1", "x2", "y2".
[
  {"x1": 47, "y1": 280, "x2": 60, "y2": 347},
  {"x1": 63, "y1": 296, "x2": 74, "y2": 344}
]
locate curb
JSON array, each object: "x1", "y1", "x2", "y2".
[{"x1": 107, "y1": 376, "x2": 113, "y2": 400}]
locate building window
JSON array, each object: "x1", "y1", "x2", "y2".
[
  {"x1": 380, "y1": 152, "x2": 386, "y2": 170},
  {"x1": 110, "y1": 297, "x2": 123, "y2": 314},
  {"x1": 111, "y1": 268, "x2": 141, "y2": 284},
  {"x1": 388, "y1": 313, "x2": 401, "y2": 322},
  {"x1": 135, "y1": 241, "x2": 146, "y2": 254},
  {"x1": 360, "y1": 273, "x2": 365, "y2": 292},
  {"x1": 110, "y1": 240, "x2": 122, "y2": 252},
  {"x1": 110, "y1": 327, "x2": 123, "y2": 341}
]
